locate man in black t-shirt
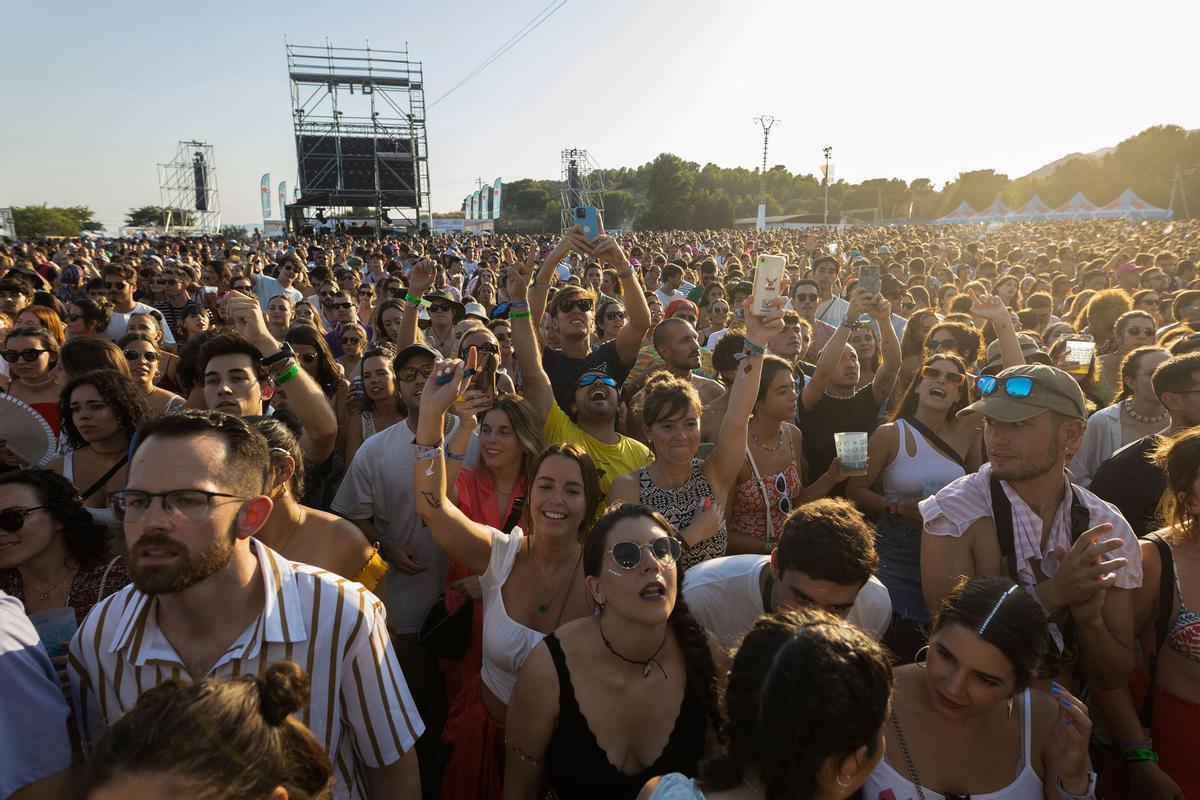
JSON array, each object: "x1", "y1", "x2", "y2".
[
  {"x1": 797, "y1": 287, "x2": 901, "y2": 480},
  {"x1": 1091, "y1": 352, "x2": 1200, "y2": 536}
]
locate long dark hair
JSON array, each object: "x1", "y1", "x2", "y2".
[
  {"x1": 284, "y1": 326, "x2": 341, "y2": 399},
  {"x1": 925, "y1": 321, "x2": 984, "y2": 366},
  {"x1": 900, "y1": 308, "x2": 937, "y2": 359},
  {"x1": 583, "y1": 503, "x2": 722, "y2": 740},
  {"x1": 698, "y1": 609, "x2": 893, "y2": 799},
  {"x1": 889, "y1": 353, "x2": 972, "y2": 424},
  {"x1": 1116, "y1": 346, "x2": 1165, "y2": 402},
  {"x1": 933, "y1": 576, "x2": 1047, "y2": 690},
  {"x1": 358, "y1": 344, "x2": 397, "y2": 413},
  {"x1": 58, "y1": 369, "x2": 151, "y2": 451},
  {"x1": 0, "y1": 468, "x2": 108, "y2": 568}
]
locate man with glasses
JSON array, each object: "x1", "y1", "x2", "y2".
[
  {"x1": 102, "y1": 264, "x2": 175, "y2": 344},
  {"x1": 921, "y1": 363, "x2": 1143, "y2": 690},
  {"x1": 332, "y1": 342, "x2": 454, "y2": 772},
  {"x1": 68, "y1": 411, "x2": 423, "y2": 799},
  {"x1": 788, "y1": 278, "x2": 836, "y2": 362},
  {"x1": 683, "y1": 498, "x2": 891, "y2": 648},
  {"x1": 152, "y1": 269, "x2": 193, "y2": 340},
  {"x1": 324, "y1": 289, "x2": 372, "y2": 358}
]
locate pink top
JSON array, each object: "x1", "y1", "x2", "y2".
[{"x1": 455, "y1": 468, "x2": 525, "y2": 531}]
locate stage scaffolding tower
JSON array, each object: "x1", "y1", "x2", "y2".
[
  {"x1": 560, "y1": 148, "x2": 605, "y2": 232},
  {"x1": 287, "y1": 39, "x2": 431, "y2": 234},
  {"x1": 158, "y1": 141, "x2": 220, "y2": 234}
]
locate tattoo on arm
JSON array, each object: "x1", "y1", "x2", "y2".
[{"x1": 421, "y1": 491, "x2": 441, "y2": 509}]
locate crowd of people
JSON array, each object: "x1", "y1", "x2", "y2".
[{"x1": 0, "y1": 215, "x2": 1198, "y2": 799}]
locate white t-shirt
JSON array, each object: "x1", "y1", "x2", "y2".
[
  {"x1": 814, "y1": 295, "x2": 850, "y2": 327},
  {"x1": 681, "y1": 554, "x2": 891, "y2": 649},
  {"x1": 705, "y1": 328, "x2": 730, "y2": 350},
  {"x1": 105, "y1": 301, "x2": 176, "y2": 344},
  {"x1": 331, "y1": 419, "x2": 456, "y2": 634},
  {"x1": 655, "y1": 287, "x2": 688, "y2": 308}
]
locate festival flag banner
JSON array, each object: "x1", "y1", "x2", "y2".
[
  {"x1": 278, "y1": 182, "x2": 286, "y2": 217},
  {"x1": 260, "y1": 174, "x2": 271, "y2": 221},
  {"x1": 471, "y1": 191, "x2": 480, "y2": 220},
  {"x1": 492, "y1": 177, "x2": 503, "y2": 219},
  {"x1": 481, "y1": 185, "x2": 491, "y2": 220}
]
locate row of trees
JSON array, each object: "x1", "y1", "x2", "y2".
[
  {"x1": 8, "y1": 205, "x2": 105, "y2": 237},
  {"x1": 496, "y1": 124, "x2": 1199, "y2": 231}
]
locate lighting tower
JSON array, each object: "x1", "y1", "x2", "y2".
[
  {"x1": 753, "y1": 115, "x2": 779, "y2": 231},
  {"x1": 823, "y1": 146, "x2": 833, "y2": 225}
]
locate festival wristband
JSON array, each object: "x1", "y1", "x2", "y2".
[
  {"x1": 403, "y1": 292, "x2": 429, "y2": 308},
  {"x1": 1122, "y1": 748, "x2": 1158, "y2": 763},
  {"x1": 446, "y1": 451, "x2": 467, "y2": 462},
  {"x1": 509, "y1": 310, "x2": 532, "y2": 320},
  {"x1": 507, "y1": 300, "x2": 529, "y2": 310},
  {"x1": 272, "y1": 363, "x2": 301, "y2": 386},
  {"x1": 742, "y1": 339, "x2": 766, "y2": 355}
]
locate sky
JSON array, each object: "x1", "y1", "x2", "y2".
[{"x1": 2, "y1": 0, "x2": 1197, "y2": 232}]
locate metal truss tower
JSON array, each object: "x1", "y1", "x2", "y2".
[
  {"x1": 157, "y1": 141, "x2": 221, "y2": 233},
  {"x1": 287, "y1": 39, "x2": 431, "y2": 233},
  {"x1": 559, "y1": 148, "x2": 605, "y2": 231}
]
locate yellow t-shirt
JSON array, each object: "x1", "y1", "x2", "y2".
[{"x1": 543, "y1": 404, "x2": 653, "y2": 499}]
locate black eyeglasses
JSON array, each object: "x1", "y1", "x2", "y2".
[
  {"x1": 397, "y1": 363, "x2": 435, "y2": 382},
  {"x1": 124, "y1": 349, "x2": 160, "y2": 363},
  {"x1": 609, "y1": 537, "x2": 682, "y2": 570},
  {"x1": 557, "y1": 299, "x2": 593, "y2": 314},
  {"x1": 332, "y1": 302, "x2": 353, "y2": 310},
  {"x1": 358, "y1": 289, "x2": 374, "y2": 296},
  {"x1": 0, "y1": 506, "x2": 46, "y2": 533},
  {"x1": 1, "y1": 348, "x2": 51, "y2": 363},
  {"x1": 298, "y1": 352, "x2": 319, "y2": 364},
  {"x1": 108, "y1": 490, "x2": 245, "y2": 523},
  {"x1": 232, "y1": 285, "x2": 253, "y2": 293},
  {"x1": 342, "y1": 336, "x2": 363, "y2": 345}
]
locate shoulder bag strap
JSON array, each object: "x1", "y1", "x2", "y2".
[
  {"x1": 501, "y1": 496, "x2": 524, "y2": 534},
  {"x1": 989, "y1": 475, "x2": 1018, "y2": 583},
  {"x1": 904, "y1": 416, "x2": 968, "y2": 472},
  {"x1": 78, "y1": 454, "x2": 129, "y2": 502},
  {"x1": 745, "y1": 448, "x2": 774, "y2": 545},
  {"x1": 97, "y1": 555, "x2": 121, "y2": 603},
  {"x1": 1139, "y1": 532, "x2": 1175, "y2": 728}
]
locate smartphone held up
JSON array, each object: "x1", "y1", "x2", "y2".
[{"x1": 752, "y1": 254, "x2": 786, "y2": 316}]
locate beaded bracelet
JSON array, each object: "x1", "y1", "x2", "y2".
[
  {"x1": 504, "y1": 733, "x2": 545, "y2": 766},
  {"x1": 509, "y1": 310, "x2": 532, "y2": 320},
  {"x1": 273, "y1": 363, "x2": 301, "y2": 387}
]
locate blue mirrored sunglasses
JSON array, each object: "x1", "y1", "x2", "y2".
[
  {"x1": 578, "y1": 374, "x2": 617, "y2": 389},
  {"x1": 975, "y1": 374, "x2": 1082, "y2": 416}
]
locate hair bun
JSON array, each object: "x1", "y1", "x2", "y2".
[{"x1": 258, "y1": 661, "x2": 310, "y2": 726}]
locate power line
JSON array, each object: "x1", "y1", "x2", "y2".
[{"x1": 429, "y1": 0, "x2": 567, "y2": 108}]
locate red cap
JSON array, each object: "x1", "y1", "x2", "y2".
[{"x1": 665, "y1": 298, "x2": 699, "y2": 318}]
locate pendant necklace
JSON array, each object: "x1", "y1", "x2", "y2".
[{"x1": 599, "y1": 617, "x2": 668, "y2": 678}]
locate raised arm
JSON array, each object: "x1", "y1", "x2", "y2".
[
  {"x1": 411, "y1": 351, "x2": 495, "y2": 575},
  {"x1": 971, "y1": 289, "x2": 1026, "y2": 368},
  {"x1": 530, "y1": 227, "x2": 588, "y2": 327},
  {"x1": 869, "y1": 295, "x2": 902, "y2": 405},
  {"x1": 802, "y1": 287, "x2": 869, "y2": 410},
  {"x1": 226, "y1": 291, "x2": 337, "y2": 464},
  {"x1": 397, "y1": 258, "x2": 436, "y2": 350},
  {"x1": 506, "y1": 256, "x2": 553, "y2": 423},
  {"x1": 592, "y1": 224, "x2": 650, "y2": 365},
  {"x1": 707, "y1": 294, "x2": 783, "y2": 492},
  {"x1": 443, "y1": 389, "x2": 493, "y2": 504}
]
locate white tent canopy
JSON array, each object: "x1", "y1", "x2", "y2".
[
  {"x1": 974, "y1": 198, "x2": 1014, "y2": 222},
  {"x1": 1050, "y1": 192, "x2": 1101, "y2": 219},
  {"x1": 1012, "y1": 195, "x2": 1054, "y2": 221},
  {"x1": 1093, "y1": 188, "x2": 1173, "y2": 220},
  {"x1": 934, "y1": 201, "x2": 978, "y2": 224}
]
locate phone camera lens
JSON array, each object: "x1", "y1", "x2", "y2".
[{"x1": 575, "y1": 208, "x2": 586, "y2": 218}]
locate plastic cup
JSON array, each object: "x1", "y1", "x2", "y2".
[
  {"x1": 834, "y1": 432, "x2": 869, "y2": 476},
  {"x1": 28, "y1": 607, "x2": 77, "y2": 659},
  {"x1": 1063, "y1": 338, "x2": 1096, "y2": 375}
]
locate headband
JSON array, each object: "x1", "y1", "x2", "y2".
[{"x1": 977, "y1": 585, "x2": 1018, "y2": 636}]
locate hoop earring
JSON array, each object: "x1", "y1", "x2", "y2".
[
  {"x1": 913, "y1": 645, "x2": 929, "y2": 668},
  {"x1": 836, "y1": 774, "x2": 851, "y2": 788}
]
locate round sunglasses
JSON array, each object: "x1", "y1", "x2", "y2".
[{"x1": 609, "y1": 537, "x2": 682, "y2": 570}]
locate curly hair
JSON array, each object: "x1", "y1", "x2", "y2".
[
  {"x1": 698, "y1": 608, "x2": 893, "y2": 799},
  {"x1": 58, "y1": 369, "x2": 151, "y2": 451},
  {"x1": 0, "y1": 468, "x2": 108, "y2": 568},
  {"x1": 584, "y1": 503, "x2": 723, "y2": 741},
  {"x1": 81, "y1": 661, "x2": 332, "y2": 800}
]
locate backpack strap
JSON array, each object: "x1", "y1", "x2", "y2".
[
  {"x1": 989, "y1": 475, "x2": 1018, "y2": 582},
  {"x1": 1139, "y1": 532, "x2": 1175, "y2": 728}
]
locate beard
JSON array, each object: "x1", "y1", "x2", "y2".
[
  {"x1": 989, "y1": 436, "x2": 1061, "y2": 482},
  {"x1": 130, "y1": 523, "x2": 237, "y2": 595}
]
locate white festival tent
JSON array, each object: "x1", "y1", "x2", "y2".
[
  {"x1": 1011, "y1": 195, "x2": 1054, "y2": 221},
  {"x1": 1050, "y1": 192, "x2": 1101, "y2": 220},
  {"x1": 1093, "y1": 188, "x2": 1173, "y2": 220},
  {"x1": 933, "y1": 202, "x2": 978, "y2": 224},
  {"x1": 973, "y1": 198, "x2": 1015, "y2": 223}
]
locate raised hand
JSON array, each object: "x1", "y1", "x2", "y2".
[
  {"x1": 1045, "y1": 682, "x2": 1093, "y2": 794},
  {"x1": 408, "y1": 258, "x2": 437, "y2": 296},
  {"x1": 743, "y1": 294, "x2": 785, "y2": 347},
  {"x1": 420, "y1": 348, "x2": 477, "y2": 416},
  {"x1": 508, "y1": 245, "x2": 537, "y2": 301},
  {"x1": 969, "y1": 288, "x2": 1009, "y2": 322},
  {"x1": 224, "y1": 291, "x2": 278, "y2": 353}
]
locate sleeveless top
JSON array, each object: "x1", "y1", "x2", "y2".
[
  {"x1": 480, "y1": 526, "x2": 549, "y2": 704},
  {"x1": 544, "y1": 633, "x2": 706, "y2": 799},
  {"x1": 880, "y1": 418, "x2": 967, "y2": 503},
  {"x1": 863, "y1": 689, "x2": 1042, "y2": 800},
  {"x1": 728, "y1": 460, "x2": 803, "y2": 544},
  {"x1": 637, "y1": 459, "x2": 726, "y2": 568},
  {"x1": 62, "y1": 450, "x2": 119, "y2": 526},
  {"x1": 1167, "y1": 541, "x2": 1200, "y2": 664},
  {"x1": 647, "y1": 773, "x2": 707, "y2": 799}
]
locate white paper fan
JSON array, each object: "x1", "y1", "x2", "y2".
[{"x1": 0, "y1": 394, "x2": 57, "y2": 467}]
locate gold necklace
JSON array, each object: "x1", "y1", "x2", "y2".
[
  {"x1": 26, "y1": 567, "x2": 75, "y2": 601},
  {"x1": 530, "y1": 539, "x2": 582, "y2": 616}
]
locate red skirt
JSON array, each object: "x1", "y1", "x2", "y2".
[
  {"x1": 441, "y1": 674, "x2": 505, "y2": 800},
  {"x1": 1102, "y1": 670, "x2": 1200, "y2": 799}
]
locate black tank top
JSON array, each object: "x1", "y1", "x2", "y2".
[{"x1": 543, "y1": 632, "x2": 706, "y2": 799}]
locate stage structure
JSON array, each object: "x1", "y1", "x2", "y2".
[
  {"x1": 559, "y1": 148, "x2": 604, "y2": 232},
  {"x1": 158, "y1": 141, "x2": 221, "y2": 233},
  {"x1": 287, "y1": 40, "x2": 431, "y2": 235}
]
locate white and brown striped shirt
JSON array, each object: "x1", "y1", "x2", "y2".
[{"x1": 67, "y1": 539, "x2": 423, "y2": 800}]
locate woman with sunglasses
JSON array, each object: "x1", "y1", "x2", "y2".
[
  {"x1": 413, "y1": 353, "x2": 603, "y2": 799},
  {"x1": 597, "y1": 300, "x2": 627, "y2": 344},
  {"x1": 1070, "y1": 346, "x2": 1170, "y2": 487},
  {"x1": 898, "y1": 308, "x2": 940, "y2": 390},
  {"x1": 265, "y1": 294, "x2": 295, "y2": 341},
  {"x1": 504, "y1": 504, "x2": 720, "y2": 799},
  {"x1": 488, "y1": 318, "x2": 521, "y2": 394},
  {"x1": 356, "y1": 282, "x2": 376, "y2": 325},
  {"x1": 50, "y1": 369, "x2": 150, "y2": 518},
  {"x1": 642, "y1": 609, "x2": 894, "y2": 800},
  {"x1": 293, "y1": 299, "x2": 328, "y2": 335},
  {"x1": 864, "y1": 576, "x2": 1096, "y2": 800},
  {"x1": 115, "y1": 333, "x2": 186, "y2": 415},
  {"x1": 65, "y1": 297, "x2": 112, "y2": 339},
  {"x1": 336, "y1": 321, "x2": 368, "y2": 379},
  {"x1": 1096, "y1": 311, "x2": 1158, "y2": 402},
  {"x1": 695, "y1": 299, "x2": 730, "y2": 347},
  {"x1": 3, "y1": 326, "x2": 62, "y2": 436},
  {"x1": 924, "y1": 319, "x2": 985, "y2": 370},
  {"x1": 16, "y1": 304, "x2": 66, "y2": 346},
  {"x1": 0, "y1": 469, "x2": 129, "y2": 639}
]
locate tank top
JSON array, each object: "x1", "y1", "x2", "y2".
[
  {"x1": 728, "y1": 460, "x2": 803, "y2": 544},
  {"x1": 543, "y1": 633, "x2": 706, "y2": 799},
  {"x1": 1166, "y1": 541, "x2": 1200, "y2": 665},
  {"x1": 637, "y1": 459, "x2": 726, "y2": 568},
  {"x1": 880, "y1": 418, "x2": 967, "y2": 502},
  {"x1": 479, "y1": 526, "x2": 550, "y2": 704},
  {"x1": 863, "y1": 689, "x2": 1042, "y2": 800}
]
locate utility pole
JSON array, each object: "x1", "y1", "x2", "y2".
[
  {"x1": 753, "y1": 115, "x2": 779, "y2": 231},
  {"x1": 1168, "y1": 163, "x2": 1190, "y2": 219},
  {"x1": 823, "y1": 146, "x2": 833, "y2": 225}
]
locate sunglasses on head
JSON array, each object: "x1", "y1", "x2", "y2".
[
  {"x1": 921, "y1": 364, "x2": 965, "y2": 385},
  {"x1": 927, "y1": 337, "x2": 958, "y2": 352},
  {"x1": 397, "y1": 363, "x2": 435, "y2": 382},
  {"x1": 578, "y1": 374, "x2": 617, "y2": 389},
  {"x1": 609, "y1": 537, "x2": 682, "y2": 570},
  {"x1": 975, "y1": 374, "x2": 1082, "y2": 415},
  {"x1": 124, "y1": 349, "x2": 159, "y2": 363},
  {"x1": 557, "y1": 299, "x2": 593, "y2": 314},
  {"x1": 2, "y1": 348, "x2": 50, "y2": 363},
  {"x1": 0, "y1": 506, "x2": 46, "y2": 533}
]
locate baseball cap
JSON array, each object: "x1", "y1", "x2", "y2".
[
  {"x1": 958, "y1": 363, "x2": 1086, "y2": 422},
  {"x1": 1115, "y1": 262, "x2": 1141, "y2": 278},
  {"x1": 394, "y1": 342, "x2": 440, "y2": 367},
  {"x1": 983, "y1": 334, "x2": 1044, "y2": 369},
  {"x1": 665, "y1": 298, "x2": 699, "y2": 319}
]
